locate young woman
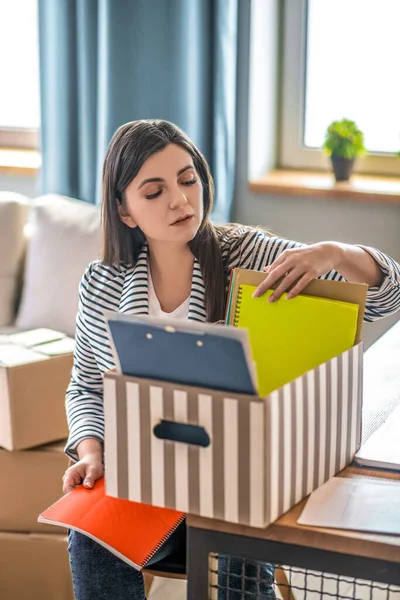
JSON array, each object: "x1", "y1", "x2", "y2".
[{"x1": 63, "y1": 119, "x2": 400, "y2": 600}]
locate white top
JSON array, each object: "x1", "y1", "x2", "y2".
[{"x1": 148, "y1": 266, "x2": 190, "y2": 320}]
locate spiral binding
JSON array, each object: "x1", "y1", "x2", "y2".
[
  {"x1": 141, "y1": 512, "x2": 186, "y2": 567},
  {"x1": 233, "y1": 286, "x2": 243, "y2": 327}
]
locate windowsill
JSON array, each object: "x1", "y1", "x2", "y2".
[
  {"x1": 249, "y1": 170, "x2": 400, "y2": 204},
  {"x1": 0, "y1": 147, "x2": 41, "y2": 175}
]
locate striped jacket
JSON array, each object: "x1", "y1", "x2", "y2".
[{"x1": 65, "y1": 228, "x2": 400, "y2": 460}]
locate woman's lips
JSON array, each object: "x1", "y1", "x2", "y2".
[{"x1": 170, "y1": 215, "x2": 194, "y2": 226}]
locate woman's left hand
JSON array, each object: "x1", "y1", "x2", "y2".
[{"x1": 253, "y1": 242, "x2": 339, "y2": 301}]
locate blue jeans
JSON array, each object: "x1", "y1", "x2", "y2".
[{"x1": 68, "y1": 527, "x2": 275, "y2": 599}]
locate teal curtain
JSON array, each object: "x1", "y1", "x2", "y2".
[{"x1": 38, "y1": 0, "x2": 238, "y2": 222}]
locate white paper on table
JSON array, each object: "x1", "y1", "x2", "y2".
[
  {"x1": 298, "y1": 477, "x2": 400, "y2": 535},
  {"x1": 36, "y1": 337, "x2": 75, "y2": 356},
  {"x1": 0, "y1": 344, "x2": 50, "y2": 367},
  {"x1": 7, "y1": 328, "x2": 66, "y2": 348}
]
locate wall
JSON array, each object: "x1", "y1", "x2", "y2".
[
  {"x1": 233, "y1": 0, "x2": 400, "y2": 350},
  {"x1": 0, "y1": 173, "x2": 38, "y2": 197}
]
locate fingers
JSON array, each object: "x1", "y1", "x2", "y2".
[
  {"x1": 268, "y1": 268, "x2": 303, "y2": 302},
  {"x1": 254, "y1": 264, "x2": 317, "y2": 302},
  {"x1": 253, "y1": 262, "x2": 290, "y2": 298},
  {"x1": 286, "y1": 272, "x2": 316, "y2": 299},
  {"x1": 62, "y1": 468, "x2": 83, "y2": 494},
  {"x1": 83, "y1": 464, "x2": 103, "y2": 489},
  {"x1": 62, "y1": 461, "x2": 103, "y2": 494},
  {"x1": 263, "y1": 250, "x2": 289, "y2": 272},
  {"x1": 63, "y1": 482, "x2": 76, "y2": 494}
]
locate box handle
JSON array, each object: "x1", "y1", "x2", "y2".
[{"x1": 153, "y1": 419, "x2": 211, "y2": 447}]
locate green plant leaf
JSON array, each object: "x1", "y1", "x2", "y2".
[{"x1": 323, "y1": 118, "x2": 366, "y2": 159}]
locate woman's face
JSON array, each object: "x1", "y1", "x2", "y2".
[{"x1": 120, "y1": 144, "x2": 204, "y2": 245}]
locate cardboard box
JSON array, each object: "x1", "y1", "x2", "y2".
[
  {"x1": 0, "y1": 329, "x2": 74, "y2": 450},
  {"x1": 0, "y1": 441, "x2": 68, "y2": 533},
  {"x1": 103, "y1": 342, "x2": 363, "y2": 528},
  {"x1": 0, "y1": 532, "x2": 73, "y2": 600}
]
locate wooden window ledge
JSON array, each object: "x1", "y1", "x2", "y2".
[
  {"x1": 0, "y1": 148, "x2": 41, "y2": 175},
  {"x1": 249, "y1": 170, "x2": 400, "y2": 204}
]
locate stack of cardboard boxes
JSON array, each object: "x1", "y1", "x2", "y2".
[{"x1": 0, "y1": 328, "x2": 75, "y2": 600}]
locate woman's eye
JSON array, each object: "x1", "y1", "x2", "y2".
[
  {"x1": 145, "y1": 190, "x2": 162, "y2": 199},
  {"x1": 181, "y1": 179, "x2": 197, "y2": 186}
]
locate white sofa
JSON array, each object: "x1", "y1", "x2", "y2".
[{"x1": 0, "y1": 192, "x2": 101, "y2": 336}]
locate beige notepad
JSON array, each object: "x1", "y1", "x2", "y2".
[{"x1": 298, "y1": 477, "x2": 400, "y2": 535}]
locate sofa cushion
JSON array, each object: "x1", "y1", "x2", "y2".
[
  {"x1": 16, "y1": 194, "x2": 101, "y2": 337},
  {"x1": 0, "y1": 193, "x2": 29, "y2": 327}
]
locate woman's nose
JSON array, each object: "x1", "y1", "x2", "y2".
[{"x1": 170, "y1": 189, "x2": 188, "y2": 209}]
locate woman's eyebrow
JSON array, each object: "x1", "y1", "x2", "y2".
[
  {"x1": 137, "y1": 165, "x2": 195, "y2": 190},
  {"x1": 138, "y1": 177, "x2": 164, "y2": 190},
  {"x1": 177, "y1": 164, "x2": 195, "y2": 176}
]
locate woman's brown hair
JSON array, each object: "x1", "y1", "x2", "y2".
[{"x1": 101, "y1": 119, "x2": 229, "y2": 322}]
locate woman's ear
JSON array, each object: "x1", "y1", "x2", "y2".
[{"x1": 118, "y1": 203, "x2": 137, "y2": 229}]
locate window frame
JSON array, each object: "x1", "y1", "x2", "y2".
[
  {"x1": 0, "y1": 127, "x2": 39, "y2": 150},
  {"x1": 279, "y1": 0, "x2": 400, "y2": 176}
]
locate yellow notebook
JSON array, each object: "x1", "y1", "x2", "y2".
[{"x1": 234, "y1": 284, "x2": 359, "y2": 396}]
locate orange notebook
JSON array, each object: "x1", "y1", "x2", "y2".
[{"x1": 38, "y1": 478, "x2": 185, "y2": 570}]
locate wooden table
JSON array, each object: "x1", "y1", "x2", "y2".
[{"x1": 186, "y1": 467, "x2": 400, "y2": 598}]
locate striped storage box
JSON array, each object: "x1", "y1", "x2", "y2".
[{"x1": 104, "y1": 342, "x2": 363, "y2": 528}]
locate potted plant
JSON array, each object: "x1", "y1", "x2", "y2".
[{"x1": 323, "y1": 118, "x2": 366, "y2": 182}]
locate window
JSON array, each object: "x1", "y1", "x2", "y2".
[
  {"x1": 280, "y1": 0, "x2": 400, "y2": 176},
  {"x1": 0, "y1": 0, "x2": 40, "y2": 149}
]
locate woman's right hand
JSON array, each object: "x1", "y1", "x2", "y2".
[{"x1": 62, "y1": 438, "x2": 104, "y2": 494}]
